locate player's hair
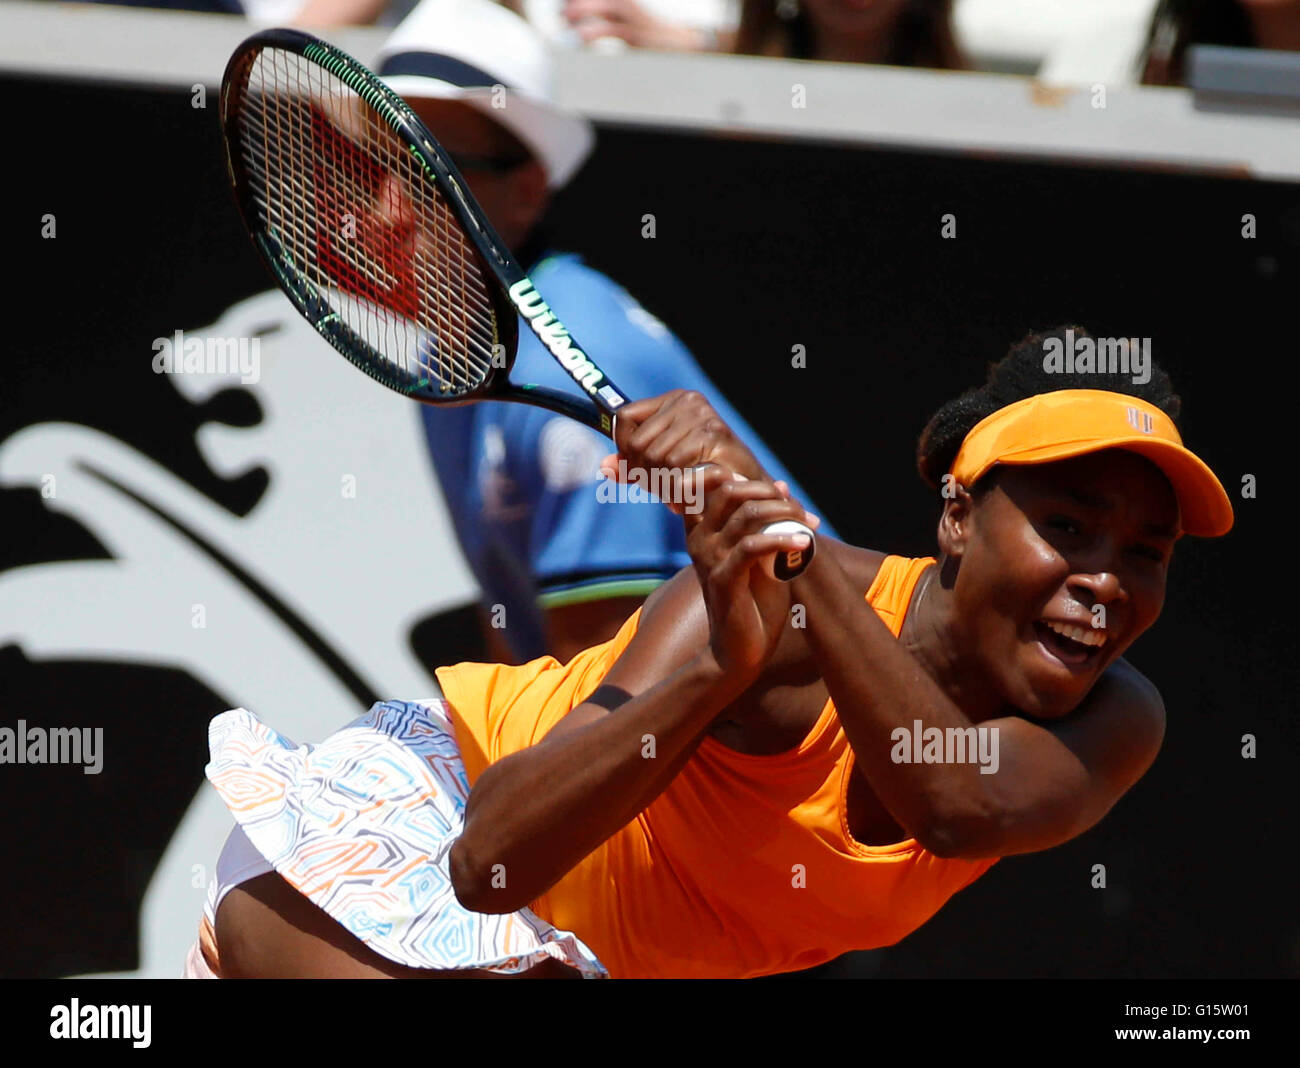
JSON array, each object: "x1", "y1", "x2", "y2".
[{"x1": 916, "y1": 326, "x2": 1182, "y2": 490}]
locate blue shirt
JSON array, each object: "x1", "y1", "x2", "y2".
[{"x1": 421, "y1": 251, "x2": 836, "y2": 661}]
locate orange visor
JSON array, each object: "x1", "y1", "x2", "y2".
[{"x1": 949, "y1": 389, "x2": 1233, "y2": 537}]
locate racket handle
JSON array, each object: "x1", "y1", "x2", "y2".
[
  {"x1": 723, "y1": 471, "x2": 815, "y2": 582},
  {"x1": 760, "y1": 519, "x2": 816, "y2": 581},
  {"x1": 606, "y1": 422, "x2": 817, "y2": 582}
]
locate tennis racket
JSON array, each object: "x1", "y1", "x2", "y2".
[{"x1": 219, "y1": 28, "x2": 814, "y2": 580}]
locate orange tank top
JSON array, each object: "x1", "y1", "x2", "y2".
[{"x1": 436, "y1": 554, "x2": 999, "y2": 978}]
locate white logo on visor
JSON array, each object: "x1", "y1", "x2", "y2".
[{"x1": 1126, "y1": 407, "x2": 1154, "y2": 434}]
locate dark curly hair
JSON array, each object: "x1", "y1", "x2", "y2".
[{"x1": 916, "y1": 326, "x2": 1182, "y2": 491}]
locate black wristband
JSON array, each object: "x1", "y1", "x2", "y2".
[{"x1": 584, "y1": 684, "x2": 634, "y2": 713}]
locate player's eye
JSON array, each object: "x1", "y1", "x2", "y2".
[
  {"x1": 1046, "y1": 515, "x2": 1083, "y2": 537},
  {"x1": 1129, "y1": 543, "x2": 1167, "y2": 564}
]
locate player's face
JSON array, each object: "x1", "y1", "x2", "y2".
[{"x1": 950, "y1": 451, "x2": 1180, "y2": 718}]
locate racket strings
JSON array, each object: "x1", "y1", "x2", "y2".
[{"x1": 233, "y1": 47, "x2": 499, "y2": 394}]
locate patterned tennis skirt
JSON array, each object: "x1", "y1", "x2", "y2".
[{"x1": 201, "y1": 697, "x2": 608, "y2": 978}]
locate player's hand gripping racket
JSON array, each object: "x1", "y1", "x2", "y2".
[{"x1": 219, "y1": 28, "x2": 814, "y2": 579}]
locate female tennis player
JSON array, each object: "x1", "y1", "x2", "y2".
[{"x1": 188, "y1": 327, "x2": 1232, "y2": 979}]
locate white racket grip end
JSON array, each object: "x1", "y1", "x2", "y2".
[
  {"x1": 761, "y1": 519, "x2": 815, "y2": 581},
  {"x1": 697, "y1": 468, "x2": 814, "y2": 581}
]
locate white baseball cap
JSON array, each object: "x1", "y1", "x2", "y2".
[{"x1": 376, "y1": 0, "x2": 595, "y2": 189}]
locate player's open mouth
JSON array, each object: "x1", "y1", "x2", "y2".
[{"x1": 1033, "y1": 619, "x2": 1106, "y2": 669}]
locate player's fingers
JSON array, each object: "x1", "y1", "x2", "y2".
[
  {"x1": 715, "y1": 495, "x2": 815, "y2": 550},
  {"x1": 685, "y1": 469, "x2": 820, "y2": 531},
  {"x1": 620, "y1": 390, "x2": 697, "y2": 459},
  {"x1": 706, "y1": 528, "x2": 812, "y2": 600},
  {"x1": 653, "y1": 395, "x2": 768, "y2": 483},
  {"x1": 629, "y1": 391, "x2": 751, "y2": 481},
  {"x1": 656, "y1": 461, "x2": 731, "y2": 519},
  {"x1": 770, "y1": 480, "x2": 822, "y2": 529},
  {"x1": 677, "y1": 463, "x2": 741, "y2": 521},
  {"x1": 596, "y1": 448, "x2": 728, "y2": 517},
  {"x1": 614, "y1": 391, "x2": 706, "y2": 490},
  {"x1": 610, "y1": 391, "x2": 683, "y2": 455},
  {"x1": 659, "y1": 420, "x2": 733, "y2": 474},
  {"x1": 685, "y1": 475, "x2": 801, "y2": 539}
]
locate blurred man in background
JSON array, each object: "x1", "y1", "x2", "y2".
[
  {"x1": 378, "y1": 0, "x2": 836, "y2": 664},
  {"x1": 1142, "y1": 0, "x2": 1300, "y2": 84},
  {"x1": 733, "y1": 0, "x2": 965, "y2": 66}
]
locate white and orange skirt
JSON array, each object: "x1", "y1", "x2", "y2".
[{"x1": 185, "y1": 697, "x2": 607, "y2": 978}]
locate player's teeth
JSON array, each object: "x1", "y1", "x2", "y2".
[{"x1": 1045, "y1": 620, "x2": 1107, "y2": 647}]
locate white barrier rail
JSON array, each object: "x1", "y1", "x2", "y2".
[{"x1": 2, "y1": 1, "x2": 1298, "y2": 179}]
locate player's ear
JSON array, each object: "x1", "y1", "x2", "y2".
[{"x1": 936, "y1": 482, "x2": 976, "y2": 559}]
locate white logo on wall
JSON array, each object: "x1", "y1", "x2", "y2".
[
  {"x1": 0, "y1": 291, "x2": 478, "y2": 978},
  {"x1": 540, "y1": 417, "x2": 607, "y2": 492}
]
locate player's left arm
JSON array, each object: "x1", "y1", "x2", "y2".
[
  {"x1": 929, "y1": 660, "x2": 1166, "y2": 858},
  {"x1": 794, "y1": 549, "x2": 1165, "y2": 859}
]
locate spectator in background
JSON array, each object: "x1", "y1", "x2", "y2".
[
  {"x1": 265, "y1": 0, "x2": 732, "y2": 41},
  {"x1": 546, "y1": 0, "x2": 736, "y2": 51},
  {"x1": 1243, "y1": 0, "x2": 1300, "y2": 49},
  {"x1": 1142, "y1": 0, "x2": 1300, "y2": 85},
  {"x1": 88, "y1": 0, "x2": 424, "y2": 27},
  {"x1": 377, "y1": 0, "x2": 836, "y2": 664},
  {"x1": 265, "y1": 0, "x2": 737, "y2": 44},
  {"x1": 243, "y1": 0, "x2": 419, "y2": 26},
  {"x1": 735, "y1": 0, "x2": 965, "y2": 67}
]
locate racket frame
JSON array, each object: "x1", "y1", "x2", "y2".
[
  {"x1": 220, "y1": 27, "x2": 627, "y2": 433},
  {"x1": 220, "y1": 28, "x2": 812, "y2": 579}
]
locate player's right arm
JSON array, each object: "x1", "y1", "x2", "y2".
[{"x1": 449, "y1": 403, "x2": 816, "y2": 914}]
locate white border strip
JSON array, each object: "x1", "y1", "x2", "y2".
[
  {"x1": 0, "y1": 2, "x2": 389, "y2": 89},
  {"x1": 554, "y1": 50, "x2": 1300, "y2": 180},
  {"x1": 4, "y1": 1, "x2": 1300, "y2": 180}
]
